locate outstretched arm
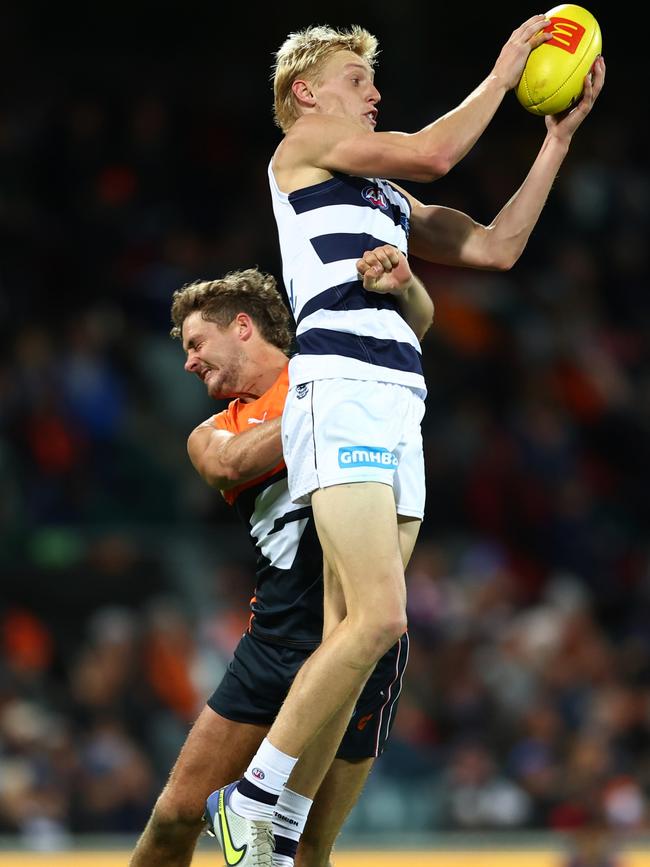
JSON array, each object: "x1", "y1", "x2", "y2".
[
  {"x1": 405, "y1": 57, "x2": 606, "y2": 269},
  {"x1": 356, "y1": 245, "x2": 434, "y2": 340},
  {"x1": 390, "y1": 14, "x2": 553, "y2": 176},
  {"x1": 280, "y1": 15, "x2": 552, "y2": 185},
  {"x1": 188, "y1": 417, "x2": 283, "y2": 491}
]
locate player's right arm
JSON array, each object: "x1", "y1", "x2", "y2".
[
  {"x1": 277, "y1": 16, "x2": 551, "y2": 185},
  {"x1": 187, "y1": 417, "x2": 283, "y2": 491}
]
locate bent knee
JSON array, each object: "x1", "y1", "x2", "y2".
[
  {"x1": 152, "y1": 787, "x2": 206, "y2": 834},
  {"x1": 353, "y1": 615, "x2": 407, "y2": 664}
]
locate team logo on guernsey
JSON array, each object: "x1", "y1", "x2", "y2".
[
  {"x1": 338, "y1": 446, "x2": 398, "y2": 468},
  {"x1": 362, "y1": 184, "x2": 389, "y2": 210}
]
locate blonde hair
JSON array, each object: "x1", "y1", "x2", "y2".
[
  {"x1": 170, "y1": 269, "x2": 292, "y2": 354},
  {"x1": 272, "y1": 25, "x2": 379, "y2": 132}
]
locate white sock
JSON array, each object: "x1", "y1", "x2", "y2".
[
  {"x1": 231, "y1": 738, "x2": 298, "y2": 821},
  {"x1": 271, "y1": 788, "x2": 313, "y2": 867},
  {"x1": 273, "y1": 787, "x2": 313, "y2": 840}
]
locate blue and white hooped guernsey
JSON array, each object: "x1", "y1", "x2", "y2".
[{"x1": 268, "y1": 162, "x2": 426, "y2": 398}]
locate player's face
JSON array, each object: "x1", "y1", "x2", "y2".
[
  {"x1": 182, "y1": 310, "x2": 245, "y2": 399},
  {"x1": 311, "y1": 50, "x2": 380, "y2": 130}
]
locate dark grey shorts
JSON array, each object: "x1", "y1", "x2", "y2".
[{"x1": 207, "y1": 631, "x2": 409, "y2": 760}]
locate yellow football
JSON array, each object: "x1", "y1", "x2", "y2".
[{"x1": 516, "y1": 4, "x2": 602, "y2": 115}]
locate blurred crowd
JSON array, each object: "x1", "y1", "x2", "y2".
[{"x1": 1, "y1": 4, "x2": 649, "y2": 851}]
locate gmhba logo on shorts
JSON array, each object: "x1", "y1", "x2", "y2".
[{"x1": 338, "y1": 446, "x2": 398, "y2": 468}]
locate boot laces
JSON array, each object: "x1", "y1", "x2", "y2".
[{"x1": 250, "y1": 822, "x2": 274, "y2": 865}]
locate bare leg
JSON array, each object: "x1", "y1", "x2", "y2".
[
  {"x1": 321, "y1": 556, "x2": 346, "y2": 641},
  {"x1": 129, "y1": 707, "x2": 268, "y2": 866},
  {"x1": 396, "y1": 514, "x2": 421, "y2": 575},
  {"x1": 296, "y1": 757, "x2": 374, "y2": 867},
  {"x1": 285, "y1": 692, "x2": 361, "y2": 800},
  {"x1": 267, "y1": 483, "x2": 408, "y2": 757},
  {"x1": 293, "y1": 514, "x2": 420, "y2": 866},
  {"x1": 285, "y1": 555, "x2": 366, "y2": 798}
]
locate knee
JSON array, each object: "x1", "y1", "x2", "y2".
[
  {"x1": 148, "y1": 786, "x2": 206, "y2": 842},
  {"x1": 353, "y1": 612, "x2": 407, "y2": 664},
  {"x1": 372, "y1": 614, "x2": 407, "y2": 653}
]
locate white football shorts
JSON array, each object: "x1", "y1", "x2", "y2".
[{"x1": 281, "y1": 378, "x2": 426, "y2": 519}]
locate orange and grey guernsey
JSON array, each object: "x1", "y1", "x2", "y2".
[
  {"x1": 212, "y1": 364, "x2": 323, "y2": 649},
  {"x1": 268, "y1": 163, "x2": 426, "y2": 398}
]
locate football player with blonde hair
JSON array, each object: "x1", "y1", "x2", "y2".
[
  {"x1": 206, "y1": 19, "x2": 605, "y2": 866},
  {"x1": 273, "y1": 25, "x2": 379, "y2": 133}
]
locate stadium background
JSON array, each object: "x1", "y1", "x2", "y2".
[{"x1": 1, "y1": 0, "x2": 649, "y2": 863}]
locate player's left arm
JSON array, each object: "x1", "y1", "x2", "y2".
[
  {"x1": 356, "y1": 245, "x2": 434, "y2": 340},
  {"x1": 401, "y1": 58, "x2": 606, "y2": 271}
]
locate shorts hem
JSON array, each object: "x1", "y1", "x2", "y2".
[
  {"x1": 335, "y1": 746, "x2": 382, "y2": 761},
  {"x1": 318, "y1": 474, "x2": 395, "y2": 488},
  {"x1": 206, "y1": 699, "x2": 274, "y2": 727},
  {"x1": 396, "y1": 505, "x2": 425, "y2": 520},
  {"x1": 290, "y1": 476, "x2": 395, "y2": 503}
]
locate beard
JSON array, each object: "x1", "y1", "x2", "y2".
[{"x1": 206, "y1": 350, "x2": 245, "y2": 399}]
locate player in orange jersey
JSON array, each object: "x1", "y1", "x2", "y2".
[{"x1": 129, "y1": 246, "x2": 428, "y2": 867}]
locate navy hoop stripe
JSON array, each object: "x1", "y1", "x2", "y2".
[
  {"x1": 289, "y1": 176, "x2": 363, "y2": 214},
  {"x1": 288, "y1": 173, "x2": 407, "y2": 216},
  {"x1": 310, "y1": 232, "x2": 390, "y2": 265},
  {"x1": 296, "y1": 280, "x2": 399, "y2": 326},
  {"x1": 274, "y1": 835, "x2": 299, "y2": 858},
  {"x1": 237, "y1": 778, "x2": 278, "y2": 805},
  {"x1": 296, "y1": 328, "x2": 423, "y2": 375}
]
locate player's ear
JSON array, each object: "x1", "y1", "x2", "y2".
[
  {"x1": 235, "y1": 312, "x2": 254, "y2": 341},
  {"x1": 291, "y1": 79, "x2": 316, "y2": 110}
]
